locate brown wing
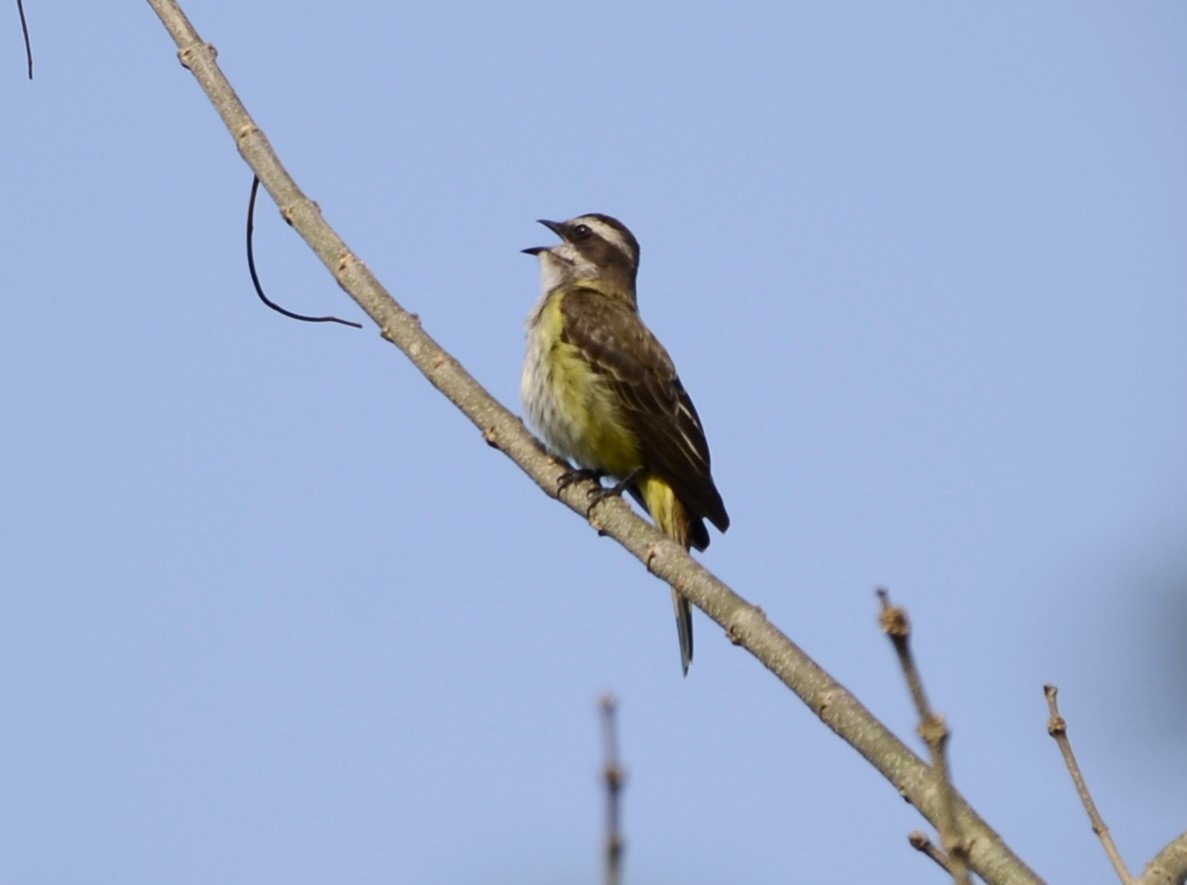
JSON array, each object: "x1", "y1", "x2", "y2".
[{"x1": 561, "y1": 288, "x2": 729, "y2": 547}]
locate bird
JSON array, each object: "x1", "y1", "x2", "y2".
[{"x1": 521, "y1": 213, "x2": 729, "y2": 675}]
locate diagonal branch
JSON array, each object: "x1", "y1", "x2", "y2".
[
  {"x1": 880, "y1": 591, "x2": 971, "y2": 885},
  {"x1": 1044, "y1": 685, "x2": 1132, "y2": 884},
  {"x1": 144, "y1": 2, "x2": 1044, "y2": 882}
]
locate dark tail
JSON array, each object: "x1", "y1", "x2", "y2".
[{"x1": 672, "y1": 589, "x2": 693, "y2": 676}]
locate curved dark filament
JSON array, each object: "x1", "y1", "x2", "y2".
[
  {"x1": 246, "y1": 176, "x2": 362, "y2": 329},
  {"x1": 17, "y1": 0, "x2": 33, "y2": 79}
]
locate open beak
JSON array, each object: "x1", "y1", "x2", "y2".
[{"x1": 522, "y1": 219, "x2": 566, "y2": 255}]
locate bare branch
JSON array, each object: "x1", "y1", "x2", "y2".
[
  {"x1": 599, "y1": 695, "x2": 626, "y2": 885},
  {"x1": 1044, "y1": 684, "x2": 1132, "y2": 884},
  {"x1": 144, "y1": 3, "x2": 1044, "y2": 881},
  {"x1": 879, "y1": 590, "x2": 971, "y2": 885},
  {"x1": 910, "y1": 830, "x2": 955, "y2": 876}
]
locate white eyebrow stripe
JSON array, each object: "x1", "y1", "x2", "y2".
[{"x1": 578, "y1": 217, "x2": 636, "y2": 262}]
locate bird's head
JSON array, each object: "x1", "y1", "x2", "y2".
[{"x1": 523, "y1": 214, "x2": 641, "y2": 296}]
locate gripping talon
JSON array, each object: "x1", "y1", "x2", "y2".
[
  {"x1": 557, "y1": 468, "x2": 604, "y2": 494},
  {"x1": 584, "y1": 468, "x2": 643, "y2": 517}
]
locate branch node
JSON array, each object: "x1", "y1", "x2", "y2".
[
  {"x1": 177, "y1": 41, "x2": 216, "y2": 70},
  {"x1": 909, "y1": 830, "x2": 954, "y2": 875},
  {"x1": 643, "y1": 542, "x2": 662, "y2": 573},
  {"x1": 725, "y1": 604, "x2": 766, "y2": 646},
  {"x1": 587, "y1": 511, "x2": 608, "y2": 537},
  {"x1": 877, "y1": 588, "x2": 910, "y2": 639},
  {"x1": 917, "y1": 712, "x2": 949, "y2": 748},
  {"x1": 1044, "y1": 685, "x2": 1067, "y2": 736}
]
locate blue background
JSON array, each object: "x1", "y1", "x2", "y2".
[{"x1": 3, "y1": 3, "x2": 1185, "y2": 882}]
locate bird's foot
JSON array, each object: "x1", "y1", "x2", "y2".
[
  {"x1": 557, "y1": 467, "x2": 604, "y2": 495},
  {"x1": 584, "y1": 468, "x2": 642, "y2": 518}
]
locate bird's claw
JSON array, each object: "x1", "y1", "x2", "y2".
[
  {"x1": 582, "y1": 468, "x2": 642, "y2": 518},
  {"x1": 557, "y1": 468, "x2": 604, "y2": 495}
]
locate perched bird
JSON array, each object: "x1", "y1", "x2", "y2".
[{"x1": 521, "y1": 213, "x2": 729, "y2": 675}]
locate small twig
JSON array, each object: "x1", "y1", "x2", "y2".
[
  {"x1": 879, "y1": 589, "x2": 971, "y2": 885},
  {"x1": 1044, "y1": 684, "x2": 1133, "y2": 884},
  {"x1": 246, "y1": 176, "x2": 361, "y2": 328},
  {"x1": 910, "y1": 831, "x2": 955, "y2": 876},
  {"x1": 599, "y1": 694, "x2": 626, "y2": 885},
  {"x1": 17, "y1": 0, "x2": 33, "y2": 79}
]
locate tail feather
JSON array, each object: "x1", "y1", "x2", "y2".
[
  {"x1": 637, "y1": 472, "x2": 696, "y2": 676},
  {"x1": 672, "y1": 589, "x2": 693, "y2": 676}
]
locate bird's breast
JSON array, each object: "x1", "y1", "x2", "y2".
[{"x1": 521, "y1": 292, "x2": 641, "y2": 477}]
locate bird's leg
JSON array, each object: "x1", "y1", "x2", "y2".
[
  {"x1": 585, "y1": 468, "x2": 643, "y2": 517},
  {"x1": 556, "y1": 467, "x2": 605, "y2": 494}
]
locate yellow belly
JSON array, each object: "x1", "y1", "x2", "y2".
[{"x1": 521, "y1": 293, "x2": 642, "y2": 478}]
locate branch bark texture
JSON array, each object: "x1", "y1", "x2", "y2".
[{"x1": 1140, "y1": 832, "x2": 1187, "y2": 885}]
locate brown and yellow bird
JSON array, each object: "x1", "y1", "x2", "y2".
[{"x1": 521, "y1": 213, "x2": 729, "y2": 674}]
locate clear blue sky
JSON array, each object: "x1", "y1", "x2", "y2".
[{"x1": 3, "y1": 3, "x2": 1185, "y2": 882}]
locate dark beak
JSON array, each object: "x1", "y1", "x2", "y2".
[
  {"x1": 537, "y1": 219, "x2": 566, "y2": 238},
  {"x1": 521, "y1": 219, "x2": 566, "y2": 255}
]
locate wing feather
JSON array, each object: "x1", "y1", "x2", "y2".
[{"x1": 561, "y1": 288, "x2": 729, "y2": 543}]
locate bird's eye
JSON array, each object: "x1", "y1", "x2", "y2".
[{"x1": 572, "y1": 223, "x2": 592, "y2": 240}]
